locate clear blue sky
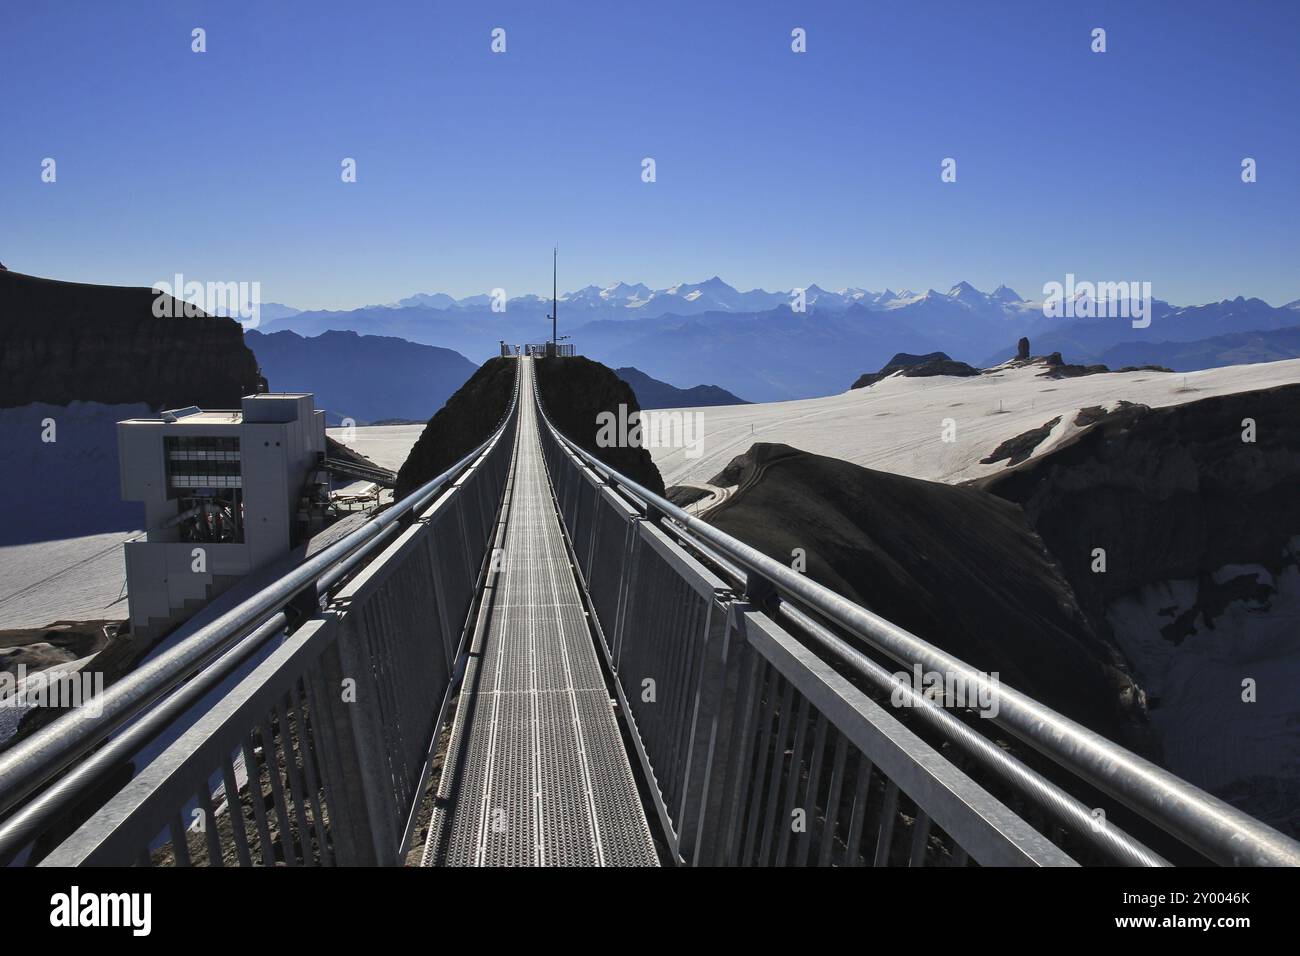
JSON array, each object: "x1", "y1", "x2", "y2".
[{"x1": 3, "y1": 0, "x2": 1297, "y2": 309}]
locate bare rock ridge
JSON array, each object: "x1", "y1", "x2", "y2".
[
  {"x1": 850, "y1": 351, "x2": 980, "y2": 389},
  {"x1": 394, "y1": 358, "x2": 518, "y2": 501},
  {"x1": 850, "y1": 340, "x2": 1172, "y2": 392},
  {"x1": 0, "y1": 269, "x2": 264, "y2": 410},
  {"x1": 702, "y1": 441, "x2": 1143, "y2": 739},
  {"x1": 534, "y1": 356, "x2": 666, "y2": 497},
  {"x1": 992, "y1": 339, "x2": 1171, "y2": 379},
  {"x1": 394, "y1": 355, "x2": 665, "y2": 501},
  {"x1": 980, "y1": 417, "x2": 1063, "y2": 466}
]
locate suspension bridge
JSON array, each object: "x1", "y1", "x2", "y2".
[{"x1": 1, "y1": 357, "x2": 1298, "y2": 867}]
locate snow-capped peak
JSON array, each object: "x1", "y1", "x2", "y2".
[
  {"x1": 946, "y1": 281, "x2": 989, "y2": 306},
  {"x1": 600, "y1": 281, "x2": 653, "y2": 302}
]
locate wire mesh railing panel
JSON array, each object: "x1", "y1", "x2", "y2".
[
  {"x1": 583, "y1": 491, "x2": 638, "y2": 654},
  {"x1": 704, "y1": 610, "x2": 1076, "y2": 867},
  {"x1": 614, "y1": 536, "x2": 716, "y2": 830},
  {"x1": 42, "y1": 618, "x2": 347, "y2": 866}
]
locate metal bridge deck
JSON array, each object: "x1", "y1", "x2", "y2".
[{"x1": 423, "y1": 358, "x2": 658, "y2": 866}]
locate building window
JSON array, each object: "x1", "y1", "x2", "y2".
[{"x1": 165, "y1": 436, "x2": 242, "y2": 491}]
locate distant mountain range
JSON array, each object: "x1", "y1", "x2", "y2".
[
  {"x1": 21, "y1": 268, "x2": 1295, "y2": 405},
  {"x1": 982, "y1": 297, "x2": 1300, "y2": 367},
  {"x1": 244, "y1": 329, "x2": 476, "y2": 425},
  {"x1": 270, "y1": 277, "x2": 1048, "y2": 326},
  {"x1": 256, "y1": 279, "x2": 1300, "y2": 401},
  {"x1": 613, "y1": 367, "x2": 749, "y2": 409}
]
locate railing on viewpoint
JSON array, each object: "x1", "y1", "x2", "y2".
[
  {"x1": 0, "y1": 364, "x2": 520, "y2": 866},
  {"x1": 531, "y1": 372, "x2": 1300, "y2": 868},
  {"x1": 523, "y1": 343, "x2": 575, "y2": 357}
]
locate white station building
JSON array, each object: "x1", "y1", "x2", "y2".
[{"x1": 117, "y1": 393, "x2": 328, "y2": 638}]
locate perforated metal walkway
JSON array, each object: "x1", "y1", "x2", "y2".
[{"x1": 422, "y1": 358, "x2": 658, "y2": 866}]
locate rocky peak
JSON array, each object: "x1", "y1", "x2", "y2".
[{"x1": 0, "y1": 269, "x2": 264, "y2": 409}]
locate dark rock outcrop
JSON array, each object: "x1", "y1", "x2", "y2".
[
  {"x1": 534, "y1": 356, "x2": 666, "y2": 497},
  {"x1": 975, "y1": 385, "x2": 1300, "y2": 833},
  {"x1": 705, "y1": 442, "x2": 1142, "y2": 737},
  {"x1": 665, "y1": 485, "x2": 711, "y2": 508},
  {"x1": 707, "y1": 452, "x2": 750, "y2": 489},
  {"x1": 1038, "y1": 352, "x2": 1114, "y2": 378},
  {"x1": 851, "y1": 351, "x2": 981, "y2": 389},
  {"x1": 976, "y1": 384, "x2": 1300, "y2": 634},
  {"x1": 1073, "y1": 401, "x2": 1139, "y2": 428},
  {"x1": 395, "y1": 356, "x2": 667, "y2": 502},
  {"x1": 0, "y1": 622, "x2": 112, "y2": 674},
  {"x1": 1000, "y1": 349, "x2": 1171, "y2": 379},
  {"x1": 394, "y1": 358, "x2": 516, "y2": 501},
  {"x1": 980, "y1": 416, "x2": 1062, "y2": 466},
  {"x1": 0, "y1": 270, "x2": 264, "y2": 410}
]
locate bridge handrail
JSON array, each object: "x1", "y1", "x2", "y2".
[
  {"x1": 0, "y1": 363, "x2": 520, "y2": 857},
  {"x1": 531, "y1": 380, "x2": 1300, "y2": 867}
]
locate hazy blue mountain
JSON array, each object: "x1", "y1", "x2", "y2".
[
  {"x1": 256, "y1": 302, "x2": 302, "y2": 323},
  {"x1": 245, "y1": 329, "x2": 476, "y2": 425},
  {"x1": 392, "y1": 292, "x2": 457, "y2": 309},
  {"x1": 211, "y1": 300, "x2": 300, "y2": 324},
  {"x1": 983, "y1": 297, "x2": 1300, "y2": 366},
  {"x1": 614, "y1": 367, "x2": 750, "y2": 408},
  {"x1": 256, "y1": 304, "x2": 553, "y2": 362},
  {"x1": 579, "y1": 306, "x2": 946, "y2": 402},
  {"x1": 1092, "y1": 327, "x2": 1300, "y2": 372}
]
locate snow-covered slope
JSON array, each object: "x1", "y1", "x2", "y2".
[
  {"x1": 326, "y1": 423, "x2": 425, "y2": 473},
  {"x1": 0, "y1": 530, "x2": 136, "y2": 629},
  {"x1": 657, "y1": 356, "x2": 1300, "y2": 835},
  {"x1": 650, "y1": 359, "x2": 1300, "y2": 490}
]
